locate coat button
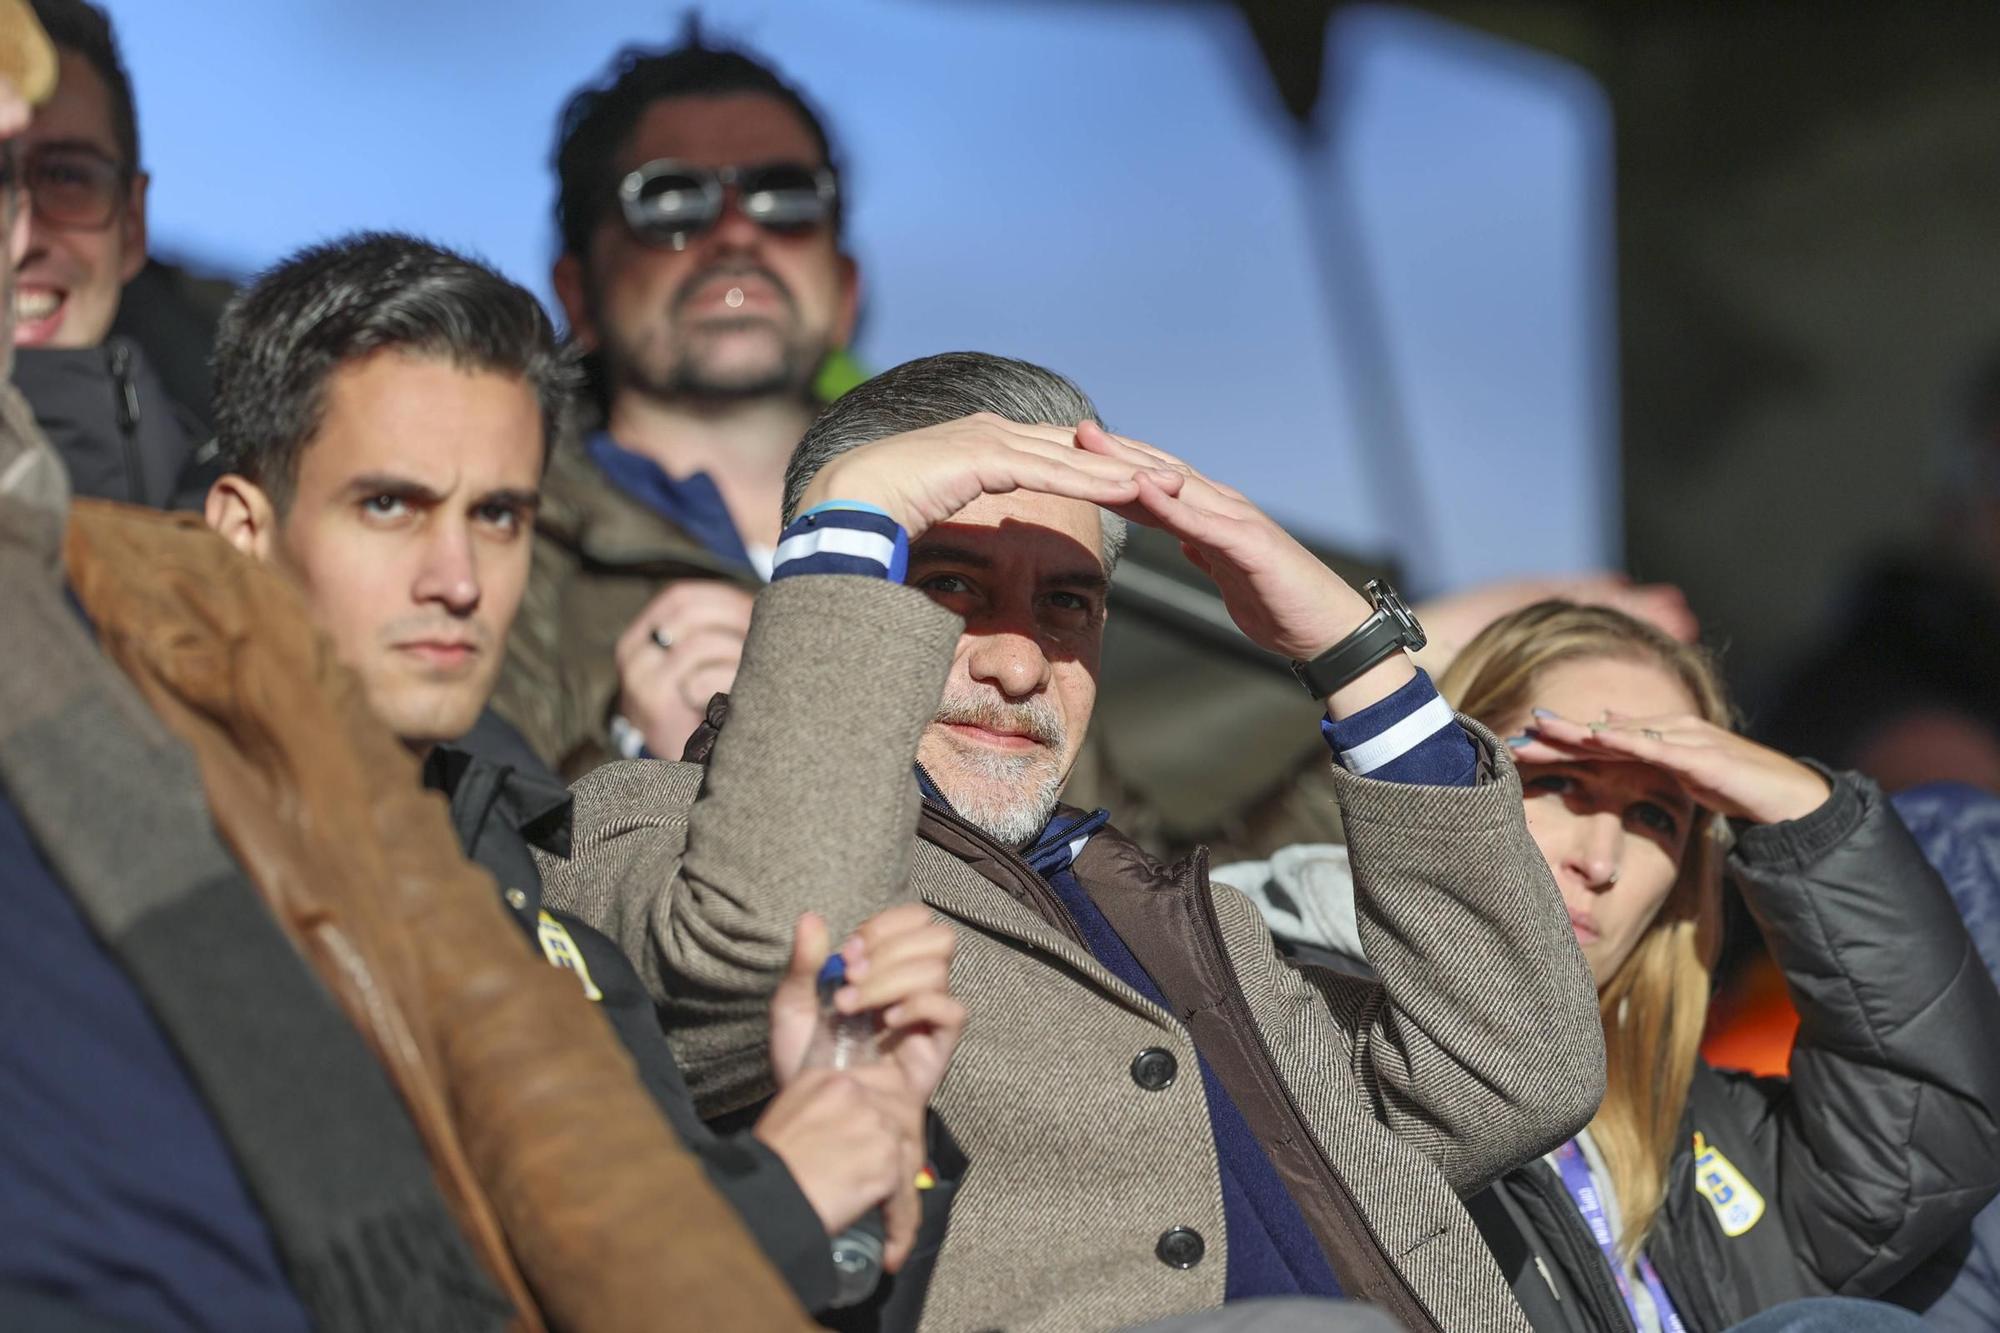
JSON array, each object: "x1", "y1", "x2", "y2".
[
  {"x1": 1156, "y1": 1227, "x2": 1205, "y2": 1269},
  {"x1": 1131, "y1": 1047, "x2": 1178, "y2": 1091}
]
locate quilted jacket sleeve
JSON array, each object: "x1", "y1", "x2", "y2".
[
  {"x1": 1303, "y1": 719, "x2": 1606, "y2": 1194},
  {"x1": 1716, "y1": 768, "x2": 2000, "y2": 1294}
]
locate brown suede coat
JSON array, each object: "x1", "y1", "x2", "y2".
[{"x1": 54, "y1": 495, "x2": 814, "y2": 1333}]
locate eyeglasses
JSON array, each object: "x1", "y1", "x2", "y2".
[
  {"x1": 0, "y1": 143, "x2": 132, "y2": 231},
  {"x1": 617, "y1": 159, "x2": 836, "y2": 249}
]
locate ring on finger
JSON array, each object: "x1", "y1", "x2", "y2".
[
  {"x1": 1642, "y1": 728, "x2": 1664, "y2": 741},
  {"x1": 649, "y1": 626, "x2": 675, "y2": 651}
]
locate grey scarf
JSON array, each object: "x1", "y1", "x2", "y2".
[{"x1": 0, "y1": 388, "x2": 508, "y2": 1333}]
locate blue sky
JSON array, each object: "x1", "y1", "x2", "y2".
[{"x1": 116, "y1": 0, "x2": 1614, "y2": 594}]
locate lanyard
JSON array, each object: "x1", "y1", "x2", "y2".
[{"x1": 1551, "y1": 1139, "x2": 1687, "y2": 1333}]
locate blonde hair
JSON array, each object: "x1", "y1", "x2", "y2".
[{"x1": 1438, "y1": 601, "x2": 1728, "y2": 1259}]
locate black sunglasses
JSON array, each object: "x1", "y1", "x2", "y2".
[{"x1": 617, "y1": 159, "x2": 836, "y2": 249}]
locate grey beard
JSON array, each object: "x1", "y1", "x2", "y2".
[
  {"x1": 926, "y1": 690, "x2": 1070, "y2": 848},
  {"x1": 936, "y1": 747, "x2": 1067, "y2": 848}
]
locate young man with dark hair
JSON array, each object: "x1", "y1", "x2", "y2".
[
  {"x1": 0, "y1": 21, "x2": 816, "y2": 1309},
  {"x1": 492, "y1": 29, "x2": 857, "y2": 778},
  {"x1": 205, "y1": 230, "x2": 965, "y2": 1314},
  {"x1": 8, "y1": 0, "x2": 203, "y2": 508},
  {"x1": 207, "y1": 232, "x2": 569, "y2": 750}
]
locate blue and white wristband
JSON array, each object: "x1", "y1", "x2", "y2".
[{"x1": 770, "y1": 500, "x2": 909, "y2": 582}]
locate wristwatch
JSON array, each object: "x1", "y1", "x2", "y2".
[{"x1": 1289, "y1": 579, "x2": 1426, "y2": 699}]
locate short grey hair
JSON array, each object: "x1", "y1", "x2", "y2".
[{"x1": 782, "y1": 351, "x2": 1129, "y2": 569}]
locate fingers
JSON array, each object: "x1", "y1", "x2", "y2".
[
  {"x1": 615, "y1": 581, "x2": 756, "y2": 665},
  {"x1": 957, "y1": 416, "x2": 1188, "y2": 502},
  {"x1": 878, "y1": 1153, "x2": 922, "y2": 1272},
  {"x1": 880, "y1": 990, "x2": 966, "y2": 1042},
  {"x1": 972, "y1": 416, "x2": 1083, "y2": 451},
  {"x1": 767, "y1": 913, "x2": 830, "y2": 1086},
  {"x1": 1076, "y1": 421, "x2": 1256, "y2": 508},
  {"x1": 0, "y1": 83, "x2": 27, "y2": 140},
  {"x1": 1075, "y1": 420, "x2": 1195, "y2": 476},
  {"x1": 840, "y1": 957, "x2": 952, "y2": 1016},
  {"x1": 1527, "y1": 708, "x2": 1659, "y2": 751},
  {"x1": 1078, "y1": 423, "x2": 1205, "y2": 499},
  {"x1": 839, "y1": 914, "x2": 955, "y2": 1013},
  {"x1": 956, "y1": 416, "x2": 1176, "y2": 487},
  {"x1": 839, "y1": 1069, "x2": 927, "y2": 1271},
  {"x1": 848, "y1": 901, "x2": 940, "y2": 947},
  {"x1": 847, "y1": 909, "x2": 954, "y2": 971},
  {"x1": 974, "y1": 447, "x2": 1182, "y2": 510},
  {"x1": 1521, "y1": 709, "x2": 1704, "y2": 774},
  {"x1": 879, "y1": 996, "x2": 968, "y2": 1100},
  {"x1": 753, "y1": 1070, "x2": 923, "y2": 1242},
  {"x1": 1120, "y1": 472, "x2": 1247, "y2": 549},
  {"x1": 616, "y1": 610, "x2": 753, "y2": 672},
  {"x1": 786, "y1": 912, "x2": 831, "y2": 984},
  {"x1": 1501, "y1": 734, "x2": 1597, "y2": 765},
  {"x1": 618, "y1": 637, "x2": 746, "y2": 699}
]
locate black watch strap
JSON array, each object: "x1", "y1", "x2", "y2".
[{"x1": 1289, "y1": 580, "x2": 1426, "y2": 699}]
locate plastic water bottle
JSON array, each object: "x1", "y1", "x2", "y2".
[{"x1": 799, "y1": 953, "x2": 886, "y2": 1308}]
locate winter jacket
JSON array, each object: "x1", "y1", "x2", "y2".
[
  {"x1": 490, "y1": 436, "x2": 759, "y2": 781},
  {"x1": 1470, "y1": 771, "x2": 2000, "y2": 1333},
  {"x1": 14, "y1": 338, "x2": 200, "y2": 510},
  {"x1": 1883, "y1": 783, "x2": 2000, "y2": 1331},
  {"x1": 542, "y1": 573, "x2": 1608, "y2": 1332}
]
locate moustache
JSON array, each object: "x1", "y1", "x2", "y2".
[
  {"x1": 933, "y1": 690, "x2": 1066, "y2": 752},
  {"x1": 673, "y1": 262, "x2": 796, "y2": 318}
]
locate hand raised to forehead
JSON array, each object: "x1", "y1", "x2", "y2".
[
  {"x1": 793, "y1": 412, "x2": 1183, "y2": 541},
  {"x1": 1074, "y1": 421, "x2": 1377, "y2": 664},
  {"x1": 1518, "y1": 709, "x2": 1830, "y2": 827}
]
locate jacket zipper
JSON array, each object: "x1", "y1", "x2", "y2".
[
  {"x1": 911, "y1": 763, "x2": 1089, "y2": 948},
  {"x1": 1185, "y1": 850, "x2": 1444, "y2": 1333},
  {"x1": 107, "y1": 340, "x2": 144, "y2": 504},
  {"x1": 1512, "y1": 1160, "x2": 1640, "y2": 1333}
]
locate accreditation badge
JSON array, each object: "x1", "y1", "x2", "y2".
[
  {"x1": 536, "y1": 910, "x2": 604, "y2": 1002},
  {"x1": 1692, "y1": 1131, "x2": 1766, "y2": 1236}
]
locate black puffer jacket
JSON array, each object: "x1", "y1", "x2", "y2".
[{"x1": 1470, "y1": 769, "x2": 2000, "y2": 1333}]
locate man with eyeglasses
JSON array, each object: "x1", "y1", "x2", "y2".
[
  {"x1": 8, "y1": 0, "x2": 197, "y2": 510},
  {"x1": 490, "y1": 29, "x2": 857, "y2": 779}
]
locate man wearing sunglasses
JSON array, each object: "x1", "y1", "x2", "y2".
[
  {"x1": 8, "y1": 0, "x2": 198, "y2": 510},
  {"x1": 490, "y1": 31, "x2": 858, "y2": 779}
]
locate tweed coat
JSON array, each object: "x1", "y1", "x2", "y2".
[{"x1": 543, "y1": 574, "x2": 1605, "y2": 1332}]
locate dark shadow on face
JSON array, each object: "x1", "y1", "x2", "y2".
[
  {"x1": 909, "y1": 506, "x2": 1110, "y2": 845},
  {"x1": 1518, "y1": 759, "x2": 1695, "y2": 864},
  {"x1": 906, "y1": 515, "x2": 1111, "y2": 665}
]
